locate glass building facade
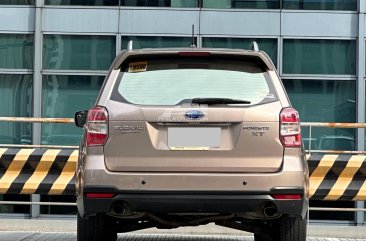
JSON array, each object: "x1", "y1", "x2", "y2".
[{"x1": 0, "y1": 0, "x2": 364, "y2": 224}]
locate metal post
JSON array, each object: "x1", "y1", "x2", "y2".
[
  {"x1": 356, "y1": 0, "x2": 365, "y2": 226},
  {"x1": 31, "y1": 0, "x2": 44, "y2": 219},
  {"x1": 278, "y1": 37, "x2": 283, "y2": 76},
  {"x1": 197, "y1": 2, "x2": 201, "y2": 48},
  {"x1": 197, "y1": 34, "x2": 202, "y2": 48},
  {"x1": 116, "y1": 33, "x2": 122, "y2": 54},
  {"x1": 309, "y1": 126, "x2": 312, "y2": 154}
]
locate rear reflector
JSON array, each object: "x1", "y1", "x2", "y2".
[
  {"x1": 178, "y1": 52, "x2": 210, "y2": 57},
  {"x1": 86, "y1": 193, "x2": 115, "y2": 199},
  {"x1": 271, "y1": 194, "x2": 302, "y2": 200}
]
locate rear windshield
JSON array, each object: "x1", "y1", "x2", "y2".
[{"x1": 111, "y1": 57, "x2": 277, "y2": 106}]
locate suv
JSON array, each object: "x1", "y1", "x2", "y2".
[{"x1": 75, "y1": 45, "x2": 309, "y2": 241}]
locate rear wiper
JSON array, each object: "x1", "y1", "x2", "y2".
[{"x1": 191, "y1": 98, "x2": 251, "y2": 105}]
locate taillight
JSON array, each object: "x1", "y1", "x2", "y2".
[
  {"x1": 86, "y1": 193, "x2": 115, "y2": 198},
  {"x1": 271, "y1": 194, "x2": 302, "y2": 200},
  {"x1": 86, "y1": 106, "x2": 108, "y2": 146},
  {"x1": 280, "y1": 108, "x2": 301, "y2": 148}
]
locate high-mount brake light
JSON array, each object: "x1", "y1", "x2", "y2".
[
  {"x1": 280, "y1": 108, "x2": 301, "y2": 148},
  {"x1": 86, "y1": 106, "x2": 108, "y2": 147},
  {"x1": 178, "y1": 52, "x2": 211, "y2": 57}
]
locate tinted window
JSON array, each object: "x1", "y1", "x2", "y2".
[
  {"x1": 45, "y1": 0, "x2": 119, "y2": 5},
  {"x1": 283, "y1": 0, "x2": 357, "y2": 10},
  {"x1": 43, "y1": 35, "x2": 116, "y2": 70},
  {"x1": 114, "y1": 58, "x2": 275, "y2": 106},
  {"x1": 0, "y1": 34, "x2": 33, "y2": 69},
  {"x1": 0, "y1": 0, "x2": 34, "y2": 4},
  {"x1": 203, "y1": 0, "x2": 279, "y2": 9},
  {"x1": 42, "y1": 75, "x2": 103, "y2": 145},
  {"x1": 121, "y1": 0, "x2": 197, "y2": 7},
  {"x1": 284, "y1": 79, "x2": 355, "y2": 151},
  {"x1": 202, "y1": 38, "x2": 278, "y2": 67},
  {"x1": 283, "y1": 39, "x2": 356, "y2": 75},
  {"x1": 0, "y1": 74, "x2": 32, "y2": 145},
  {"x1": 122, "y1": 36, "x2": 195, "y2": 49}
]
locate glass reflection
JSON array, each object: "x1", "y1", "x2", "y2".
[
  {"x1": 202, "y1": 0, "x2": 279, "y2": 9},
  {"x1": 120, "y1": 0, "x2": 197, "y2": 7},
  {"x1": 0, "y1": 0, "x2": 34, "y2": 4},
  {"x1": 45, "y1": 0, "x2": 119, "y2": 5},
  {"x1": 283, "y1": 39, "x2": 356, "y2": 75},
  {"x1": 45, "y1": 0, "x2": 198, "y2": 6},
  {"x1": 0, "y1": 34, "x2": 33, "y2": 69},
  {"x1": 42, "y1": 75, "x2": 104, "y2": 146},
  {"x1": 43, "y1": 35, "x2": 116, "y2": 70},
  {"x1": 121, "y1": 36, "x2": 195, "y2": 49},
  {"x1": 284, "y1": 79, "x2": 356, "y2": 151},
  {"x1": 0, "y1": 75, "x2": 32, "y2": 145},
  {"x1": 202, "y1": 37, "x2": 278, "y2": 67},
  {"x1": 283, "y1": 0, "x2": 357, "y2": 10}
]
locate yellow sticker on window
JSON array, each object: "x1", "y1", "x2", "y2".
[{"x1": 128, "y1": 62, "x2": 147, "y2": 73}]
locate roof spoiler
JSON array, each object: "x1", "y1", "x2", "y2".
[{"x1": 127, "y1": 40, "x2": 259, "y2": 52}]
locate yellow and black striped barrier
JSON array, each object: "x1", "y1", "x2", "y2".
[
  {"x1": 308, "y1": 154, "x2": 366, "y2": 201},
  {"x1": 1, "y1": 148, "x2": 366, "y2": 201},
  {"x1": 0, "y1": 148, "x2": 77, "y2": 195}
]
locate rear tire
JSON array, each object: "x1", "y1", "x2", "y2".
[
  {"x1": 254, "y1": 232, "x2": 272, "y2": 241},
  {"x1": 77, "y1": 212, "x2": 117, "y2": 241},
  {"x1": 271, "y1": 215, "x2": 307, "y2": 241}
]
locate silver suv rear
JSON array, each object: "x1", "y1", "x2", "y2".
[{"x1": 75, "y1": 46, "x2": 309, "y2": 241}]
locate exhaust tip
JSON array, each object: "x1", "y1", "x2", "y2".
[
  {"x1": 263, "y1": 205, "x2": 277, "y2": 217},
  {"x1": 111, "y1": 202, "x2": 126, "y2": 215}
]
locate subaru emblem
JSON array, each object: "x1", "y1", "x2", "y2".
[{"x1": 184, "y1": 110, "x2": 205, "y2": 120}]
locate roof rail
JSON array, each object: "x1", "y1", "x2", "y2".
[
  {"x1": 127, "y1": 40, "x2": 133, "y2": 51},
  {"x1": 252, "y1": 41, "x2": 259, "y2": 51}
]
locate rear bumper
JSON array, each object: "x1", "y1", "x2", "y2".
[
  {"x1": 78, "y1": 186, "x2": 308, "y2": 218},
  {"x1": 77, "y1": 148, "x2": 308, "y2": 218},
  {"x1": 77, "y1": 148, "x2": 308, "y2": 193}
]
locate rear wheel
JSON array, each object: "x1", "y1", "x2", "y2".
[
  {"x1": 77, "y1": 212, "x2": 117, "y2": 241},
  {"x1": 271, "y1": 215, "x2": 307, "y2": 241}
]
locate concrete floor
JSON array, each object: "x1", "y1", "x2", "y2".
[
  {"x1": 0, "y1": 232, "x2": 365, "y2": 241},
  {"x1": 0, "y1": 218, "x2": 365, "y2": 240}
]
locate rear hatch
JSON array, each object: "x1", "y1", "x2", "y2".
[{"x1": 103, "y1": 52, "x2": 284, "y2": 173}]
